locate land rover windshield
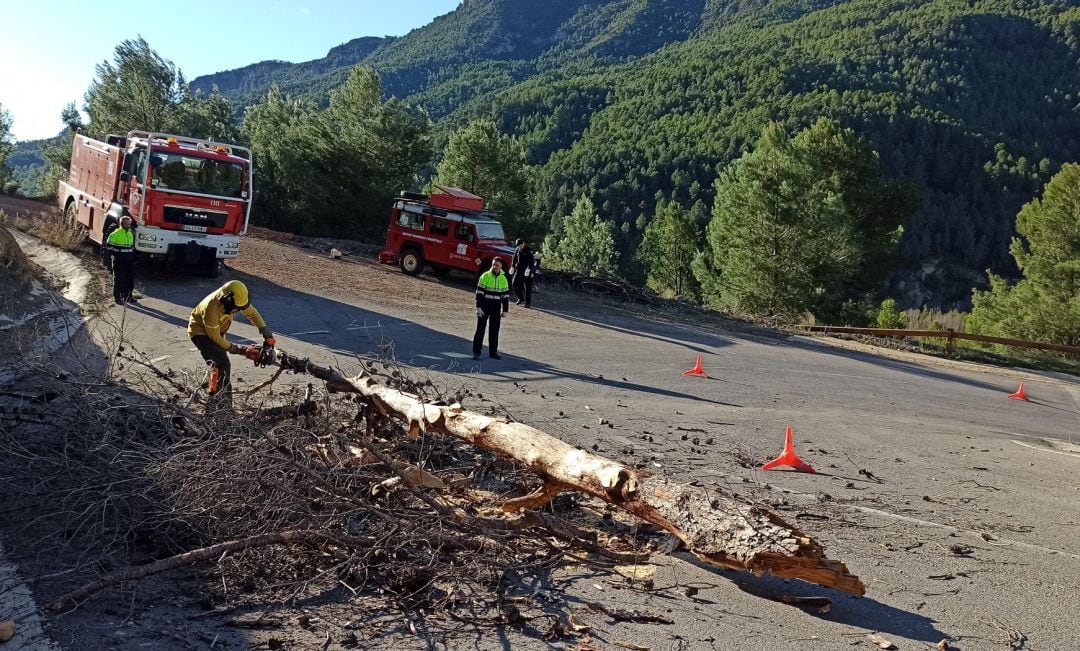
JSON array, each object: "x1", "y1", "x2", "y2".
[
  {"x1": 150, "y1": 152, "x2": 245, "y2": 198},
  {"x1": 475, "y1": 221, "x2": 505, "y2": 240}
]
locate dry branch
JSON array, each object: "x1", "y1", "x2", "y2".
[
  {"x1": 48, "y1": 529, "x2": 373, "y2": 611},
  {"x1": 274, "y1": 351, "x2": 865, "y2": 595}
]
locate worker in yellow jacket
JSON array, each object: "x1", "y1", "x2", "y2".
[{"x1": 187, "y1": 280, "x2": 275, "y2": 398}]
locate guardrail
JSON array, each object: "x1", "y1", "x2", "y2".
[{"x1": 795, "y1": 325, "x2": 1080, "y2": 357}]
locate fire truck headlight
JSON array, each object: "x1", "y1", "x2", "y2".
[
  {"x1": 137, "y1": 233, "x2": 157, "y2": 242},
  {"x1": 225, "y1": 242, "x2": 239, "y2": 249}
]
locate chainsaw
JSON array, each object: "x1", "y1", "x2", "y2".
[{"x1": 243, "y1": 337, "x2": 277, "y2": 367}]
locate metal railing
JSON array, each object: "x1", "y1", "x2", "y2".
[{"x1": 795, "y1": 325, "x2": 1080, "y2": 357}]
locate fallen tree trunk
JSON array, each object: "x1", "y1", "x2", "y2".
[{"x1": 275, "y1": 352, "x2": 865, "y2": 595}]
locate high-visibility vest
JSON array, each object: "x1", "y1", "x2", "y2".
[
  {"x1": 106, "y1": 227, "x2": 134, "y2": 253},
  {"x1": 476, "y1": 270, "x2": 509, "y2": 312}
]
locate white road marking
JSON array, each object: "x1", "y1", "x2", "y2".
[
  {"x1": 1011, "y1": 440, "x2": 1080, "y2": 458},
  {"x1": 1067, "y1": 385, "x2": 1080, "y2": 412},
  {"x1": 848, "y1": 505, "x2": 1080, "y2": 560},
  {"x1": 288, "y1": 330, "x2": 330, "y2": 336},
  {"x1": 701, "y1": 468, "x2": 1080, "y2": 560}
]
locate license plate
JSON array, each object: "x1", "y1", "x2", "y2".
[{"x1": 182, "y1": 224, "x2": 208, "y2": 233}]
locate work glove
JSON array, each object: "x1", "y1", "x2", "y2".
[
  {"x1": 502, "y1": 310, "x2": 509, "y2": 317},
  {"x1": 476, "y1": 307, "x2": 484, "y2": 319},
  {"x1": 228, "y1": 343, "x2": 241, "y2": 355},
  {"x1": 260, "y1": 327, "x2": 275, "y2": 347}
]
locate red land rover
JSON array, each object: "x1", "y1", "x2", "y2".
[{"x1": 377, "y1": 186, "x2": 515, "y2": 278}]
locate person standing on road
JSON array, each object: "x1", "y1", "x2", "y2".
[
  {"x1": 106, "y1": 215, "x2": 136, "y2": 305},
  {"x1": 510, "y1": 238, "x2": 535, "y2": 308},
  {"x1": 187, "y1": 280, "x2": 276, "y2": 403},
  {"x1": 473, "y1": 258, "x2": 510, "y2": 360}
]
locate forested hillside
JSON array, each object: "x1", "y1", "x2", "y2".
[
  {"x1": 61, "y1": 0, "x2": 1080, "y2": 309},
  {"x1": 188, "y1": 0, "x2": 1080, "y2": 309}
]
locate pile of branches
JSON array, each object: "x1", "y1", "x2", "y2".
[
  {"x1": 541, "y1": 270, "x2": 663, "y2": 306},
  {"x1": 0, "y1": 359, "x2": 643, "y2": 643}
]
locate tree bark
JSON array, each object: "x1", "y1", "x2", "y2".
[{"x1": 275, "y1": 352, "x2": 865, "y2": 595}]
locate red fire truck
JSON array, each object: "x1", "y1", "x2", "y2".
[
  {"x1": 377, "y1": 186, "x2": 515, "y2": 278},
  {"x1": 58, "y1": 130, "x2": 253, "y2": 275}
]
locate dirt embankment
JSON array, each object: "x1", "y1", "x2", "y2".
[{"x1": 0, "y1": 226, "x2": 34, "y2": 305}]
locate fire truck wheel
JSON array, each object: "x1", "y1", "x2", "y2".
[
  {"x1": 399, "y1": 249, "x2": 424, "y2": 276},
  {"x1": 63, "y1": 200, "x2": 80, "y2": 229}
]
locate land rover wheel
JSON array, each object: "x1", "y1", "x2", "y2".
[{"x1": 399, "y1": 249, "x2": 424, "y2": 276}]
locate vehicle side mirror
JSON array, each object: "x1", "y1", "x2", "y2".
[{"x1": 119, "y1": 171, "x2": 131, "y2": 183}]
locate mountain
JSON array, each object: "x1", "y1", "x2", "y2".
[
  {"x1": 122, "y1": 0, "x2": 1080, "y2": 309},
  {"x1": 191, "y1": 0, "x2": 717, "y2": 117},
  {"x1": 190, "y1": 36, "x2": 388, "y2": 110}
]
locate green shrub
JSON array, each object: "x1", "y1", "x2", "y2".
[
  {"x1": 3, "y1": 181, "x2": 17, "y2": 196},
  {"x1": 874, "y1": 298, "x2": 907, "y2": 329}
]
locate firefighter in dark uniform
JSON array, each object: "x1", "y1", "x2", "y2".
[
  {"x1": 187, "y1": 280, "x2": 275, "y2": 402},
  {"x1": 105, "y1": 215, "x2": 136, "y2": 304},
  {"x1": 472, "y1": 258, "x2": 510, "y2": 359},
  {"x1": 511, "y1": 238, "x2": 535, "y2": 307}
]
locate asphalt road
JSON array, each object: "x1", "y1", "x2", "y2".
[{"x1": 70, "y1": 237, "x2": 1080, "y2": 649}]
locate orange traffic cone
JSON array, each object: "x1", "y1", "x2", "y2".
[
  {"x1": 683, "y1": 354, "x2": 708, "y2": 378},
  {"x1": 762, "y1": 426, "x2": 816, "y2": 473},
  {"x1": 1007, "y1": 382, "x2": 1029, "y2": 401}
]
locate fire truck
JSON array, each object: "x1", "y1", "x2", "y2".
[
  {"x1": 377, "y1": 186, "x2": 516, "y2": 278},
  {"x1": 58, "y1": 130, "x2": 253, "y2": 275}
]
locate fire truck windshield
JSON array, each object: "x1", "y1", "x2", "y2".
[
  {"x1": 150, "y1": 153, "x2": 245, "y2": 198},
  {"x1": 475, "y1": 222, "x2": 505, "y2": 240}
]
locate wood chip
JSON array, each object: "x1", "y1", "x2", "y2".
[
  {"x1": 613, "y1": 564, "x2": 657, "y2": 581},
  {"x1": 867, "y1": 633, "x2": 896, "y2": 649}
]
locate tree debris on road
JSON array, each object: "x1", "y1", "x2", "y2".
[{"x1": 271, "y1": 349, "x2": 865, "y2": 595}]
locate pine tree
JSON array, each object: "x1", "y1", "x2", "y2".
[
  {"x1": 242, "y1": 68, "x2": 431, "y2": 239},
  {"x1": 0, "y1": 103, "x2": 13, "y2": 186},
  {"x1": 968, "y1": 164, "x2": 1080, "y2": 346},
  {"x1": 543, "y1": 195, "x2": 618, "y2": 276},
  {"x1": 697, "y1": 123, "x2": 856, "y2": 318},
  {"x1": 85, "y1": 38, "x2": 186, "y2": 137},
  {"x1": 696, "y1": 119, "x2": 912, "y2": 320},
  {"x1": 434, "y1": 119, "x2": 536, "y2": 240},
  {"x1": 637, "y1": 202, "x2": 701, "y2": 298}
]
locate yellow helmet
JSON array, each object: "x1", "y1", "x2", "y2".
[{"x1": 220, "y1": 280, "x2": 250, "y2": 310}]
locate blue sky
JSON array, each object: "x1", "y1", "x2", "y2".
[{"x1": 0, "y1": 1, "x2": 460, "y2": 141}]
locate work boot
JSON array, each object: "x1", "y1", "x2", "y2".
[
  {"x1": 489, "y1": 353, "x2": 502, "y2": 360},
  {"x1": 205, "y1": 389, "x2": 234, "y2": 416}
]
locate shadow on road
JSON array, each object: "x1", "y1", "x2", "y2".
[
  {"x1": 540, "y1": 308, "x2": 732, "y2": 356},
  {"x1": 675, "y1": 558, "x2": 951, "y2": 644},
  {"x1": 730, "y1": 574, "x2": 950, "y2": 644},
  {"x1": 125, "y1": 266, "x2": 738, "y2": 407},
  {"x1": 784, "y1": 337, "x2": 1016, "y2": 394}
]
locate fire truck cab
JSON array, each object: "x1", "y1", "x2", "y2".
[
  {"x1": 58, "y1": 130, "x2": 252, "y2": 275},
  {"x1": 378, "y1": 186, "x2": 515, "y2": 278}
]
